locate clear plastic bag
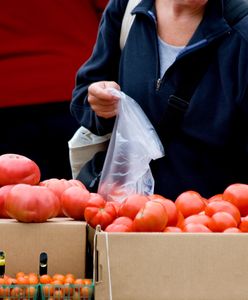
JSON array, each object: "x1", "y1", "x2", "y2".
[{"x1": 97, "y1": 89, "x2": 165, "y2": 203}]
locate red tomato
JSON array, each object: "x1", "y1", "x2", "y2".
[
  {"x1": 105, "y1": 216, "x2": 133, "y2": 232},
  {"x1": 183, "y1": 223, "x2": 212, "y2": 233},
  {"x1": 0, "y1": 153, "x2": 41, "y2": 186},
  {"x1": 176, "y1": 211, "x2": 185, "y2": 228},
  {"x1": 133, "y1": 200, "x2": 168, "y2": 232},
  {"x1": 39, "y1": 178, "x2": 86, "y2": 216},
  {"x1": 109, "y1": 201, "x2": 122, "y2": 215},
  {"x1": 87, "y1": 193, "x2": 106, "y2": 208},
  {"x1": 118, "y1": 194, "x2": 149, "y2": 219},
  {"x1": 210, "y1": 211, "x2": 237, "y2": 232},
  {"x1": 175, "y1": 190, "x2": 206, "y2": 218},
  {"x1": 207, "y1": 194, "x2": 223, "y2": 203},
  {"x1": 5, "y1": 183, "x2": 60, "y2": 222},
  {"x1": 239, "y1": 216, "x2": 248, "y2": 232},
  {"x1": 39, "y1": 274, "x2": 52, "y2": 284},
  {"x1": 67, "y1": 179, "x2": 86, "y2": 188},
  {"x1": 148, "y1": 194, "x2": 178, "y2": 226},
  {"x1": 0, "y1": 184, "x2": 15, "y2": 218},
  {"x1": 105, "y1": 223, "x2": 132, "y2": 232},
  {"x1": 223, "y1": 227, "x2": 242, "y2": 233},
  {"x1": 163, "y1": 226, "x2": 182, "y2": 233},
  {"x1": 61, "y1": 186, "x2": 90, "y2": 220},
  {"x1": 84, "y1": 199, "x2": 117, "y2": 230},
  {"x1": 222, "y1": 183, "x2": 248, "y2": 217},
  {"x1": 204, "y1": 200, "x2": 241, "y2": 225},
  {"x1": 111, "y1": 216, "x2": 133, "y2": 229},
  {"x1": 182, "y1": 214, "x2": 214, "y2": 230}
]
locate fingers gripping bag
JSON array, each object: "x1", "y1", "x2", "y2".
[{"x1": 97, "y1": 88, "x2": 165, "y2": 203}]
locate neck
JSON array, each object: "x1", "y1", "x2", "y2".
[
  {"x1": 155, "y1": 0, "x2": 208, "y2": 46},
  {"x1": 158, "y1": 0, "x2": 207, "y2": 21}
]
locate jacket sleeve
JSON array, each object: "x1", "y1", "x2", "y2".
[
  {"x1": 93, "y1": 0, "x2": 109, "y2": 20},
  {"x1": 70, "y1": 0, "x2": 129, "y2": 136}
]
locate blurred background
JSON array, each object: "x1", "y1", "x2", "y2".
[{"x1": 0, "y1": 0, "x2": 109, "y2": 180}]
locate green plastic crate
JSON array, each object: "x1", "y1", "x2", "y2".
[
  {"x1": 0, "y1": 284, "x2": 39, "y2": 299},
  {"x1": 40, "y1": 283, "x2": 94, "y2": 300}
]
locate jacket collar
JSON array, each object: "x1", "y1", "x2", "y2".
[{"x1": 132, "y1": 0, "x2": 230, "y2": 44}]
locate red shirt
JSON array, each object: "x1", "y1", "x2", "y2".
[{"x1": 0, "y1": 0, "x2": 108, "y2": 107}]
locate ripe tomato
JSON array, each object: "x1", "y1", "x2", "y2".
[
  {"x1": 74, "y1": 278, "x2": 84, "y2": 285},
  {"x1": 149, "y1": 194, "x2": 178, "y2": 226},
  {"x1": 239, "y1": 216, "x2": 248, "y2": 232},
  {"x1": 15, "y1": 272, "x2": 25, "y2": 278},
  {"x1": 163, "y1": 226, "x2": 182, "y2": 232},
  {"x1": 182, "y1": 214, "x2": 214, "y2": 230},
  {"x1": 0, "y1": 184, "x2": 15, "y2": 218},
  {"x1": 112, "y1": 216, "x2": 133, "y2": 228},
  {"x1": 16, "y1": 275, "x2": 29, "y2": 285},
  {"x1": 64, "y1": 276, "x2": 74, "y2": 285},
  {"x1": 105, "y1": 216, "x2": 133, "y2": 232},
  {"x1": 207, "y1": 194, "x2": 223, "y2": 203},
  {"x1": 53, "y1": 289, "x2": 65, "y2": 299},
  {"x1": 105, "y1": 223, "x2": 132, "y2": 232},
  {"x1": 109, "y1": 201, "x2": 122, "y2": 215},
  {"x1": 25, "y1": 286, "x2": 37, "y2": 298},
  {"x1": 118, "y1": 194, "x2": 149, "y2": 220},
  {"x1": 39, "y1": 274, "x2": 52, "y2": 284},
  {"x1": 80, "y1": 285, "x2": 93, "y2": 299},
  {"x1": 81, "y1": 278, "x2": 93, "y2": 285},
  {"x1": 84, "y1": 198, "x2": 117, "y2": 230},
  {"x1": 0, "y1": 285, "x2": 9, "y2": 298},
  {"x1": 223, "y1": 227, "x2": 242, "y2": 233},
  {"x1": 61, "y1": 186, "x2": 90, "y2": 220},
  {"x1": 39, "y1": 178, "x2": 86, "y2": 216},
  {"x1": 210, "y1": 211, "x2": 237, "y2": 232},
  {"x1": 204, "y1": 200, "x2": 241, "y2": 225},
  {"x1": 87, "y1": 193, "x2": 106, "y2": 208},
  {"x1": 175, "y1": 190, "x2": 206, "y2": 218},
  {"x1": 176, "y1": 211, "x2": 185, "y2": 228},
  {"x1": 0, "y1": 153, "x2": 41, "y2": 186},
  {"x1": 41, "y1": 284, "x2": 52, "y2": 297},
  {"x1": 133, "y1": 200, "x2": 168, "y2": 232},
  {"x1": 5, "y1": 183, "x2": 60, "y2": 222},
  {"x1": 183, "y1": 223, "x2": 212, "y2": 233},
  {"x1": 11, "y1": 287, "x2": 25, "y2": 298},
  {"x1": 222, "y1": 183, "x2": 248, "y2": 217},
  {"x1": 52, "y1": 274, "x2": 65, "y2": 283},
  {"x1": 5, "y1": 276, "x2": 17, "y2": 285},
  {"x1": 28, "y1": 273, "x2": 39, "y2": 285}
]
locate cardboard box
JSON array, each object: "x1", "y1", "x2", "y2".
[
  {"x1": 94, "y1": 230, "x2": 248, "y2": 300},
  {"x1": 0, "y1": 218, "x2": 86, "y2": 277}
]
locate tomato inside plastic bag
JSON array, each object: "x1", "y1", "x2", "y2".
[{"x1": 97, "y1": 89, "x2": 164, "y2": 203}]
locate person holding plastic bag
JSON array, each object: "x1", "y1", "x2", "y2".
[{"x1": 71, "y1": 0, "x2": 248, "y2": 201}]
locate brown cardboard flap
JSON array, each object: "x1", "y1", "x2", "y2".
[
  {"x1": 95, "y1": 231, "x2": 248, "y2": 300},
  {"x1": 0, "y1": 218, "x2": 86, "y2": 277}
]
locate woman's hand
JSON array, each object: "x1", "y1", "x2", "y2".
[{"x1": 88, "y1": 81, "x2": 120, "y2": 119}]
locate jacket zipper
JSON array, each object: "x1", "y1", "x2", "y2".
[
  {"x1": 156, "y1": 78, "x2": 162, "y2": 90},
  {"x1": 145, "y1": 9, "x2": 162, "y2": 93},
  {"x1": 155, "y1": 31, "x2": 230, "y2": 92},
  {"x1": 155, "y1": 40, "x2": 208, "y2": 92}
]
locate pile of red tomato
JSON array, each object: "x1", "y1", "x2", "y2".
[
  {"x1": 1, "y1": 153, "x2": 248, "y2": 233},
  {"x1": 0, "y1": 272, "x2": 93, "y2": 299},
  {"x1": 78, "y1": 184, "x2": 248, "y2": 233},
  {"x1": 0, "y1": 153, "x2": 87, "y2": 222}
]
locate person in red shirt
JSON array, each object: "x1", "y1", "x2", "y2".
[{"x1": 0, "y1": 0, "x2": 108, "y2": 180}]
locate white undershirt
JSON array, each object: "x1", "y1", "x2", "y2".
[{"x1": 158, "y1": 36, "x2": 185, "y2": 77}]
